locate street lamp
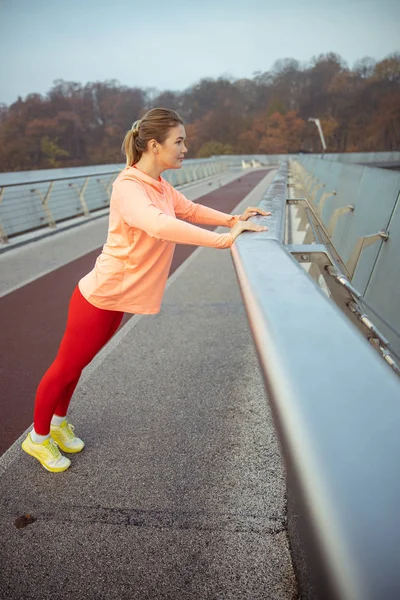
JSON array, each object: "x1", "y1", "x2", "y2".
[{"x1": 308, "y1": 118, "x2": 327, "y2": 156}]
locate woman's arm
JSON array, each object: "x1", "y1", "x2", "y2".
[
  {"x1": 115, "y1": 179, "x2": 233, "y2": 248},
  {"x1": 172, "y1": 188, "x2": 241, "y2": 228}
]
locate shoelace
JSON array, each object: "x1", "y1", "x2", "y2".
[
  {"x1": 53, "y1": 421, "x2": 75, "y2": 439},
  {"x1": 46, "y1": 438, "x2": 62, "y2": 459},
  {"x1": 64, "y1": 423, "x2": 75, "y2": 439}
]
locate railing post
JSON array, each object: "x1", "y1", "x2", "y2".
[
  {"x1": 0, "y1": 186, "x2": 9, "y2": 244},
  {"x1": 69, "y1": 177, "x2": 91, "y2": 217},
  {"x1": 31, "y1": 182, "x2": 57, "y2": 229},
  {"x1": 97, "y1": 175, "x2": 114, "y2": 204},
  {"x1": 346, "y1": 231, "x2": 389, "y2": 278}
]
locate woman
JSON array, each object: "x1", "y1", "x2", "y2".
[{"x1": 22, "y1": 107, "x2": 270, "y2": 472}]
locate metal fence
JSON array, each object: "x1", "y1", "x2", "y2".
[
  {"x1": 231, "y1": 162, "x2": 400, "y2": 599},
  {"x1": 2, "y1": 151, "x2": 398, "y2": 244},
  {"x1": 0, "y1": 158, "x2": 233, "y2": 243}
]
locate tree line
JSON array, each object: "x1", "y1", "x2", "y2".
[{"x1": 0, "y1": 52, "x2": 399, "y2": 172}]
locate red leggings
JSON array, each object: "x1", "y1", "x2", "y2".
[{"x1": 33, "y1": 285, "x2": 124, "y2": 435}]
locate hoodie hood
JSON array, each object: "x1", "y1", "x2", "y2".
[{"x1": 119, "y1": 165, "x2": 165, "y2": 194}]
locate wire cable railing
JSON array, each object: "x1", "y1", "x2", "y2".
[{"x1": 0, "y1": 159, "x2": 233, "y2": 244}]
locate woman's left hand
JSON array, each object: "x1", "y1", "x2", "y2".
[{"x1": 239, "y1": 207, "x2": 271, "y2": 221}]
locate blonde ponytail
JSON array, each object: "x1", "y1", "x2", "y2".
[
  {"x1": 121, "y1": 108, "x2": 184, "y2": 166},
  {"x1": 121, "y1": 120, "x2": 145, "y2": 167}
]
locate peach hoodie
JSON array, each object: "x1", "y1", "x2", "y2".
[{"x1": 78, "y1": 166, "x2": 241, "y2": 314}]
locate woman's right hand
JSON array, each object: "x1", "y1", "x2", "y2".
[{"x1": 230, "y1": 219, "x2": 268, "y2": 242}]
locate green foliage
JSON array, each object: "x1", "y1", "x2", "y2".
[
  {"x1": 40, "y1": 136, "x2": 69, "y2": 168},
  {"x1": 267, "y1": 98, "x2": 286, "y2": 116},
  {"x1": 197, "y1": 141, "x2": 234, "y2": 158}
]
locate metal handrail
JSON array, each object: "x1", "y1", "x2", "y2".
[
  {"x1": 0, "y1": 169, "x2": 123, "y2": 188},
  {"x1": 230, "y1": 162, "x2": 400, "y2": 600}
]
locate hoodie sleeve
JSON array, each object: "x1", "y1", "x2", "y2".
[
  {"x1": 114, "y1": 179, "x2": 233, "y2": 249},
  {"x1": 172, "y1": 187, "x2": 241, "y2": 228}
]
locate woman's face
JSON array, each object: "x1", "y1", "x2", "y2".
[{"x1": 156, "y1": 124, "x2": 188, "y2": 170}]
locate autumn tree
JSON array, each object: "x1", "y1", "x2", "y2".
[{"x1": 0, "y1": 52, "x2": 399, "y2": 171}]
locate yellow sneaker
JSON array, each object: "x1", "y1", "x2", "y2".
[
  {"x1": 50, "y1": 419, "x2": 85, "y2": 453},
  {"x1": 22, "y1": 433, "x2": 71, "y2": 472}
]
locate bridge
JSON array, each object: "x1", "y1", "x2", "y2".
[{"x1": 0, "y1": 153, "x2": 399, "y2": 599}]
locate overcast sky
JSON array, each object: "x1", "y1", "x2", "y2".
[{"x1": 0, "y1": 0, "x2": 399, "y2": 106}]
